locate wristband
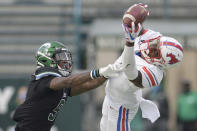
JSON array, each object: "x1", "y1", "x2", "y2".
[{"x1": 90, "y1": 69, "x2": 100, "y2": 79}]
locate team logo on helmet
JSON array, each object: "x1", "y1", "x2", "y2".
[{"x1": 166, "y1": 53, "x2": 179, "y2": 65}]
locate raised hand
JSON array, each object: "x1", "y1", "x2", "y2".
[{"x1": 122, "y1": 22, "x2": 142, "y2": 43}]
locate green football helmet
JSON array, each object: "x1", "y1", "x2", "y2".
[{"x1": 36, "y1": 41, "x2": 73, "y2": 76}]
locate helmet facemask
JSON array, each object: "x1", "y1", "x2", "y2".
[
  {"x1": 139, "y1": 36, "x2": 165, "y2": 68},
  {"x1": 54, "y1": 48, "x2": 73, "y2": 76}
]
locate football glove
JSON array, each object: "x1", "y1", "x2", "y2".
[
  {"x1": 90, "y1": 63, "x2": 125, "y2": 79},
  {"x1": 122, "y1": 22, "x2": 142, "y2": 43}
]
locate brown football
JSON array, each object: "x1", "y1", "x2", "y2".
[{"x1": 123, "y1": 4, "x2": 148, "y2": 28}]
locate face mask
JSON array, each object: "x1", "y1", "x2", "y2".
[{"x1": 55, "y1": 49, "x2": 73, "y2": 76}]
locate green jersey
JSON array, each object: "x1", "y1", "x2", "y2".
[{"x1": 177, "y1": 91, "x2": 197, "y2": 121}]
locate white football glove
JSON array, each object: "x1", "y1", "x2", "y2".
[
  {"x1": 99, "y1": 63, "x2": 125, "y2": 78},
  {"x1": 122, "y1": 22, "x2": 142, "y2": 43}
]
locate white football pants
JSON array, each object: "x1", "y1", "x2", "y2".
[{"x1": 100, "y1": 97, "x2": 138, "y2": 131}]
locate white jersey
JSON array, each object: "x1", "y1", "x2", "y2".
[{"x1": 105, "y1": 29, "x2": 164, "y2": 110}]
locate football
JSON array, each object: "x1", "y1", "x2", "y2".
[{"x1": 123, "y1": 4, "x2": 149, "y2": 27}]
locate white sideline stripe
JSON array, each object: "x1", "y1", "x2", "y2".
[{"x1": 123, "y1": 14, "x2": 136, "y2": 22}]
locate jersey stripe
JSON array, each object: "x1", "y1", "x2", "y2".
[
  {"x1": 142, "y1": 66, "x2": 156, "y2": 86},
  {"x1": 117, "y1": 106, "x2": 123, "y2": 131},
  {"x1": 163, "y1": 42, "x2": 183, "y2": 52},
  {"x1": 122, "y1": 107, "x2": 126, "y2": 131},
  {"x1": 149, "y1": 69, "x2": 159, "y2": 85},
  {"x1": 126, "y1": 109, "x2": 129, "y2": 131},
  {"x1": 35, "y1": 72, "x2": 61, "y2": 80},
  {"x1": 142, "y1": 71, "x2": 151, "y2": 87}
]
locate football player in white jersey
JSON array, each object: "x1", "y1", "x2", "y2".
[{"x1": 100, "y1": 21, "x2": 183, "y2": 131}]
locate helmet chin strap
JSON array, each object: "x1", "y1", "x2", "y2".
[{"x1": 57, "y1": 65, "x2": 70, "y2": 77}]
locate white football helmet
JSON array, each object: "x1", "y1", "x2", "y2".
[{"x1": 139, "y1": 36, "x2": 183, "y2": 69}]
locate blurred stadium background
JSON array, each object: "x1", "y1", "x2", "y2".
[{"x1": 0, "y1": 0, "x2": 197, "y2": 131}]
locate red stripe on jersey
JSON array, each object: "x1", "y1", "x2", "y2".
[
  {"x1": 142, "y1": 66, "x2": 156, "y2": 86},
  {"x1": 122, "y1": 107, "x2": 126, "y2": 131}
]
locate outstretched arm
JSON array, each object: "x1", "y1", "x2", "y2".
[
  {"x1": 50, "y1": 71, "x2": 107, "y2": 94},
  {"x1": 50, "y1": 71, "x2": 93, "y2": 91},
  {"x1": 49, "y1": 63, "x2": 122, "y2": 95},
  {"x1": 70, "y1": 76, "x2": 106, "y2": 96},
  {"x1": 122, "y1": 23, "x2": 163, "y2": 88},
  {"x1": 124, "y1": 41, "x2": 143, "y2": 88},
  {"x1": 121, "y1": 22, "x2": 143, "y2": 88}
]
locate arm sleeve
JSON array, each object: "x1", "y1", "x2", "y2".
[
  {"x1": 139, "y1": 66, "x2": 164, "y2": 88},
  {"x1": 121, "y1": 45, "x2": 138, "y2": 80}
]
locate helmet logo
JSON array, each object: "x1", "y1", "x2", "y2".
[{"x1": 167, "y1": 53, "x2": 179, "y2": 64}]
